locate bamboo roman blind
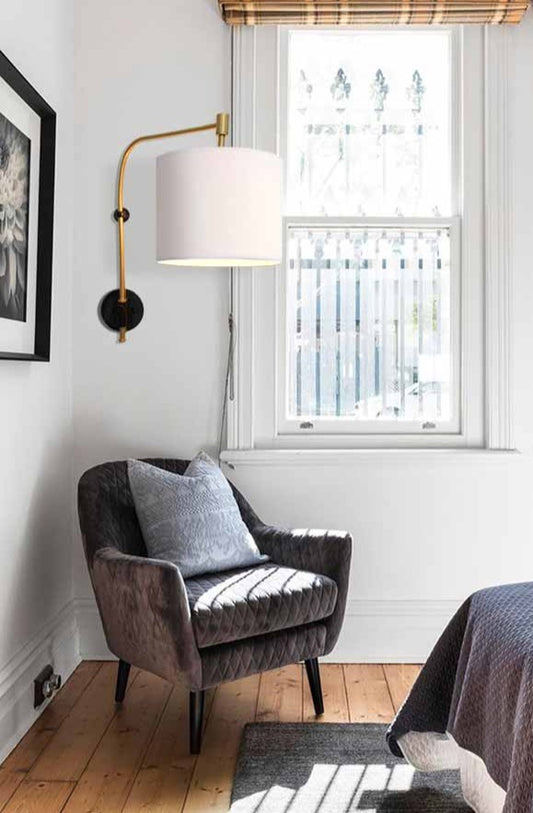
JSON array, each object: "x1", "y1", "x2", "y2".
[{"x1": 218, "y1": 1, "x2": 529, "y2": 25}]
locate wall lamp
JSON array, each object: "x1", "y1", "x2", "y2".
[{"x1": 100, "y1": 112, "x2": 282, "y2": 342}]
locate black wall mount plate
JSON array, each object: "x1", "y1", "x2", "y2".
[{"x1": 99, "y1": 289, "x2": 144, "y2": 333}]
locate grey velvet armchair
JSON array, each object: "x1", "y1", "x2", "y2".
[{"x1": 78, "y1": 459, "x2": 352, "y2": 753}]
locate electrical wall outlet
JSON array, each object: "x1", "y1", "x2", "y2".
[{"x1": 34, "y1": 665, "x2": 62, "y2": 708}]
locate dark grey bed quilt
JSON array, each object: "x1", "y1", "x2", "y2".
[{"x1": 387, "y1": 582, "x2": 533, "y2": 813}]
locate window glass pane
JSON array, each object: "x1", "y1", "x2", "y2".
[
  {"x1": 286, "y1": 31, "x2": 451, "y2": 217},
  {"x1": 287, "y1": 226, "x2": 452, "y2": 422}
]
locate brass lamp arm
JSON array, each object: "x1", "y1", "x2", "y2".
[{"x1": 105, "y1": 112, "x2": 230, "y2": 343}]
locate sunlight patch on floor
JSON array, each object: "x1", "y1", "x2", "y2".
[{"x1": 230, "y1": 761, "x2": 416, "y2": 812}]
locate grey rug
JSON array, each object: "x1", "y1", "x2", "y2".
[{"x1": 230, "y1": 723, "x2": 471, "y2": 812}]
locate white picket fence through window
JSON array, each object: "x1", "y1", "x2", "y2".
[{"x1": 286, "y1": 225, "x2": 452, "y2": 423}]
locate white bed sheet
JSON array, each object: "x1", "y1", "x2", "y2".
[{"x1": 399, "y1": 731, "x2": 506, "y2": 813}]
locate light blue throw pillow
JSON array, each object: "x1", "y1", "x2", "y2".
[{"x1": 128, "y1": 453, "x2": 268, "y2": 578}]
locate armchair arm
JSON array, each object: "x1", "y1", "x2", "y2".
[
  {"x1": 92, "y1": 548, "x2": 202, "y2": 688},
  {"x1": 252, "y1": 525, "x2": 353, "y2": 654}
]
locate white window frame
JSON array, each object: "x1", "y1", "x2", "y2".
[{"x1": 225, "y1": 24, "x2": 513, "y2": 455}]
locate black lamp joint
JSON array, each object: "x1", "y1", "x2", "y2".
[{"x1": 113, "y1": 208, "x2": 130, "y2": 222}]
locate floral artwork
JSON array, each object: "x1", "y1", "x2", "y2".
[{"x1": 0, "y1": 112, "x2": 30, "y2": 322}]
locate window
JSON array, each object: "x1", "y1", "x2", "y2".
[
  {"x1": 280, "y1": 29, "x2": 459, "y2": 435},
  {"x1": 285, "y1": 224, "x2": 456, "y2": 429},
  {"x1": 229, "y1": 25, "x2": 489, "y2": 451},
  {"x1": 286, "y1": 32, "x2": 451, "y2": 218}
]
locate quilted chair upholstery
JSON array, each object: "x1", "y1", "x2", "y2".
[
  {"x1": 78, "y1": 458, "x2": 352, "y2": 752},
  {"x1": 185, "y1": 563, "x2": 338, "y2": 648}
]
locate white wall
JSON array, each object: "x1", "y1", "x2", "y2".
[
  {"x1": 72, "y1": 0, "x2": 231, "y2": 601},
  {"x1": 72, "y1": 1, "x2": 533, "y2": 661},
  {"x1": 0, "y1": 0, "x2": 77, "y2": 758}
]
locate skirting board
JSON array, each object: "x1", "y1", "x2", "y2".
[
  {"x1": 0, "y1": 600, "x2": 80, "y2": 764},
  {"x1": 328, "y1": 599, "x2": 460, "y2": 663},
  {"x1": 76, "y1": 598, "x2": 113, "y2": 660},
  {"x1": 76, "y1": 596, "x2": 460, "y2": 664}
]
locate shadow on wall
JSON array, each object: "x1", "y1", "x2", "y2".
[
  {"x1": 72, "y1": 412, "x2": 222, "y2": 595},
  {"x1": 74, "y1": 409, "x2": 221, "y2": 477}
]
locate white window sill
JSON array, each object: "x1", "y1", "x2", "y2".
[{"x1": 221, "y1": 448, "x2": 520, "y2": 468}]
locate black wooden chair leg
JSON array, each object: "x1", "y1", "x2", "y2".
[
  {"x1": 115, "y1": 659, "x2": 131, "y2": 703},
  {"x1": 305, "y1": 658, "x2": 324, "y2": 716},
  {"x1": 189, "y1": 690, "x2": 205, "y2": 754}
]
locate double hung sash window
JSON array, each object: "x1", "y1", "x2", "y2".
[
  {"x1": 283, "y1": 31, "x2": 457, "y2": 433},
  {"x1": 232, "y1": 25, "x2": 486, "y2": 449}
]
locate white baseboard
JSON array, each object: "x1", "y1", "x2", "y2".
[
  {"x1": 326, "y1": 599, "x2": 460, "y2": 663},
  {"x1": 77, "y1": 595, "x2": 459, "y2": 665},
  {"x1": 0, "y1": 600, "x2": 81, "y2": 764},
  {"x1": 75, "y1": 598, "x2": 114, "y2": 660}
]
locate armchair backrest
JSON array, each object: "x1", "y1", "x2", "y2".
[{"x1": 78, "y1": 458, "x2": 261, "y2": 571}]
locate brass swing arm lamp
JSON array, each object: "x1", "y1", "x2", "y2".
[
  {"x1": 100, "y1": 113, "x2": 230, "y2": 343},
  {"x1": 99, "y1": 110, "x2": 281, "y2": 343}
]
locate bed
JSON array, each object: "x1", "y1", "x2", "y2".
[{"x1": 387, "y1": 582, "x2": 533, "y2": 813}]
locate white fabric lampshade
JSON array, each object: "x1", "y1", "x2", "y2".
[{"x1": 156, "y1": 146, "x2": 282, "y2": 267}]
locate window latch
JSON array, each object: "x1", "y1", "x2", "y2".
[{"x1": 300, "y1": 421, "x2": 314, "y2": 430}]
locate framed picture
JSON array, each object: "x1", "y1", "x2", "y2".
[{"x1": 0, "y1": 51, "x2": 56, "y2": 361}]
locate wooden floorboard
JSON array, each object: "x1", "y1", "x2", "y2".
[
  {"x1": 0, "y1": 769, "x2": 25, "y2": 810},
  {"x1": 122, "y1": 684, "x2": 215, "y2": 813},
  {"x1": 29, "y1": 662, "x2": 119, "y2": 782},
  {"x1": 343, "y1": 664, "x2": 396, "y2": 723},
  {"x1": 0, "y1": 661, "x2": 420, "y2": 813},
  {"x1": 182, "y1": 675, "x2": 260, "y2": 813},
  {"x1": 2, "y1": 780, "x2": 75, "y2": 813},
  {"x1": 256, "y1": 665, "x2": 303, "y2": 723},
  {"x1": 383, "y1": 664, "x2": 421, "y2": 713},
  {"x1": 303, "y1": 663, "x2": 349, "y2": 723},
  {"x1": 62, "y1": 670, "x2": 172, "y2": 813}
]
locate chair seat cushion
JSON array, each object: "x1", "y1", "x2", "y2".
[{"x1": 185, "y1": 563, "x2": 338, "y2": 648}]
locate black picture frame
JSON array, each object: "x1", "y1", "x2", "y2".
[{"x1": 0, "y1": 50, "x2": 56, "y2": 362}]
